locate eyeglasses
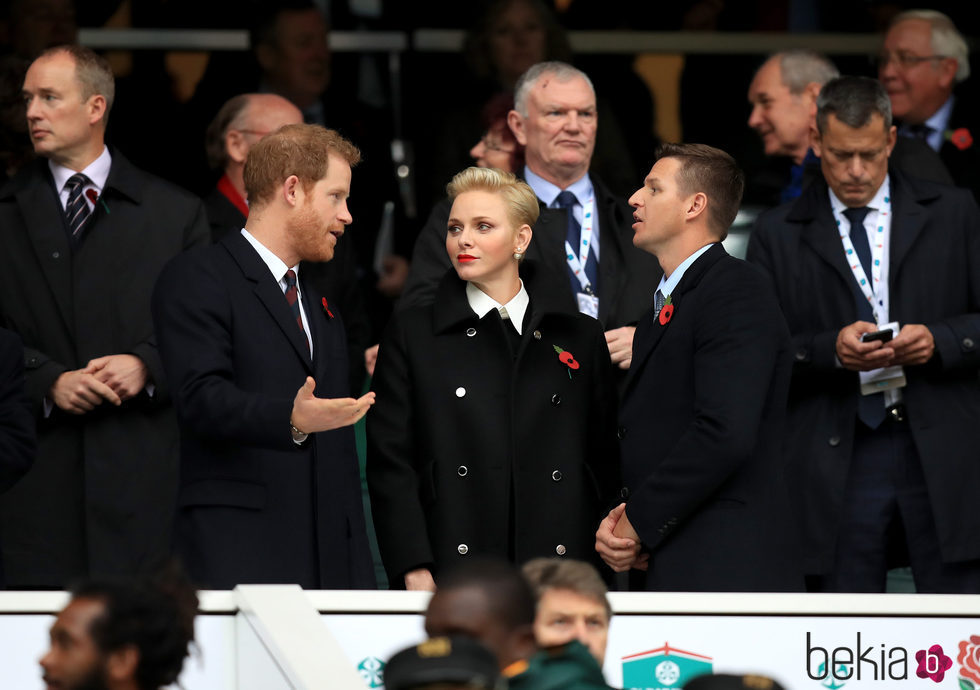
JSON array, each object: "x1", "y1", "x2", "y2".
[
  {"x1": 234, "y1": 129, "x2": 273, "y2": 138},
  {"x1": 480, "y1": 136, "x2": 516, "y2": 154},
  {"x1": 876, "y1": 51, "x2": 948, "y2": 70}
]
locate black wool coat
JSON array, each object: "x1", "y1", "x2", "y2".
[{"x1": 367, "y1": 265, "x2": 620, "y2": 583}]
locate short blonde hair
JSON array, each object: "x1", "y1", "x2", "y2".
[
  {"x1": 447, "y1": 167, "x2": 540, "y2": 230},
  {"x1": 244, "y1": 124, "x2": 360, "y2": 208}
]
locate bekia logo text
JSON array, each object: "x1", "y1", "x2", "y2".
[{"x1": 807, "y1": 633, "x2": 952, "y2": 683}]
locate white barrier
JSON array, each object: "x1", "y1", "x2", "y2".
[{"x1": 2, "y1": 591, "x2": 979, "y2": 689}]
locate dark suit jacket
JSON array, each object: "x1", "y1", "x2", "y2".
[
  {"x1": 367, "y1": 265, "x2": 619, "y2": 583},
  {"x1": 399, "y1": 176, "x2": 662, "y2": 331},
  {"x1": 203, "y1": 184, "x2": 371, "y2": 391},
  {"x1": 619, "y1": 244, "x2": 802, "y2": 591},
  {"x1": 747, "y1": 170, "x2": 980, "y2": 573},
  {"x1": 0, "y1": 327, "x2": 35, "y2": 588},
  {"x1": 152, "y1": 231, "x2": 375, "y2": 589},
  {"x1": 937, "y1": 94, "x2": 980, "y2": 203},
  {"x1": 0, "y1": 152, "x2": 208, "y2": 587}
]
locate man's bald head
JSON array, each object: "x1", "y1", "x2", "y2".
[{"x1": 206, "y1": 93, "x2": 304, "y2": 173}]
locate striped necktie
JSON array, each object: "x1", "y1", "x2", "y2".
[
  {"x1": 64, "y1": 173, "x2": 91, "y2": 240},
  {"x1": 283, "y1": 269, "x2": 310, "y2": 354}
]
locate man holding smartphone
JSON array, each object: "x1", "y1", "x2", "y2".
[{"x1": 748, "y1": 76, "x2": 980, "y2": 593}]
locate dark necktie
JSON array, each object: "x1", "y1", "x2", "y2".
[
  {"x1": 498, "y1": 307, "x2": 521, "y2": 358},
  {"x1": 904, "y1": 123, "x2": 933, "y2": 141},
  {"x1": 556, "y1": 190, "x2": 599, "y2": 297},
  {"x1": 843, "y1": 206, "x2": 873, "y2": 291},
  {"x1": 64, "y1": 173, "x2": 91, "y2": 240},
  {"x1": 653, "y1": 289, "x2": 665, "y2": 320},
  {"x1": 842, "y1": 206, "x2": 885, "y2": 429},
  {"x1": 283, "y1": 269, "x2": 310, "y2": 354}
]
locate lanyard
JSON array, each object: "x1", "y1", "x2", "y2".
[
  {"x1": 838, "y1": 197, "x2": 889, "y2": 323},
  {"x1": 563, "y1": 197, "x2": 596, "y2": 294}
]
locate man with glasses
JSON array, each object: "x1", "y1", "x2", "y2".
[{"x1": 879, "y1": 9, "x2": 979, "y2": 200}]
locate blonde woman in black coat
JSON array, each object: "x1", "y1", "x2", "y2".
[{"x1": 368, "y1": 167, "x2": 619, "y2": 590}]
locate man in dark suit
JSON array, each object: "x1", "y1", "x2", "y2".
[
  {"x1": 748, "y1": 76, "x2": 980, "y2": 592},
  {"x1": 880, "y1": 10, "x2": 980, "y2": 201},
  {"x1": 400, "y1": 61, "x2": 662, "y2": 372},
  {"x1": 0, "y1": 45, "x2": 209, "y2": 588},
  {"x1": 594, "y1": 144, "x2": 801, "y2": 592},
  {"x1": 152, "y1": 124, "x2": 376, "y2": 589}
]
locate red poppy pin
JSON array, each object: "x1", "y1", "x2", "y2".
[
  {"x1": 947, "y1": 127, "x2": 973, "y2": 151},
  {"x1": 552, "y1": 344, "x2": 579, "y2": 378},
  {"x1": 321, "y1": 297, "x2": 334, "y2": 319},
  {"x1": 658, "y1": 295, "x2": 674, "y2": 326}
]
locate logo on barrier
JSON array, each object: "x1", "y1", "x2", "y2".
[
  {"x1": 358, "y1": 656, "x2": 385, "y2": 688},
  {"x1": 915, "y1": 645, "x2": 952, "y2": 683},
  {"x1": 958, "y1": 636, "x2": 980, "y2": 690},
  {"x1": 622, "y1": 641, "x2": 713, "y2": 689}
]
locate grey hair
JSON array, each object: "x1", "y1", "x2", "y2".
[
  {"x1": 816, "y1": 76, "x2": 892, "y2": 134},
  {"x1": 890, "y1": 9, "x2": 970, "y2": 83},
  {"x1": 513, "y1": 61, "x2": 595, "y2": 117},
  {"x1": 776, "y1": 50, "x2": 839, "y2": 93}
]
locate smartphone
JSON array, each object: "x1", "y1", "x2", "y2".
[{"x1": 861, "y1": 329, "x2": 894, "y2": 344}]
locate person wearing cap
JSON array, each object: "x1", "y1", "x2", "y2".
[{"x1": 383, "y1": 636, "x2": 502, "y2": 690}]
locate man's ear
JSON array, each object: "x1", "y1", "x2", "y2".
[
  {"x1": 283, "y1": 174, "x2": 302, "y2": 207},
  {"x1": 508, "y1": 110, "x2": 527, "y2": 147},
  {"x1": 87, "y1": 94, "x2": 107, "y2": 127},
  {"x1": 226, "y1": 130, "x2": 248, "y2": 165},
  {"x1": 105, "y1": 644, "x2": 140, "y2": 685},
  {"x1": 811, "y1": 127, "x2": 823, "y2": 159},
  {"x1": 687, "y1": 191, "x2": 708, "y2": 222}
]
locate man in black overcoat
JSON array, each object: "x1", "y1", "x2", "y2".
[
  {"x1": 152, "y1": 124, "x2": 376, "y2": 589},
  {"x1": 748, "y1": 76, "x2": 980, "y2": 592},
  {"x1": 0, "y1": 45, "x2": 209, "y2": 588},
  {"x1": 595, "y1": 143, "x2": 802, "y2": 592},
  {"x1": 400, "y1": 61, "x2": 661, "y2": 372}
]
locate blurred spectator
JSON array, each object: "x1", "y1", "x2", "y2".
[
  {"x1": 746, "y1": 50, "x2": 950, "y2": 205},
  {"x1": 384, "y1": 636, "x2": 503, "y2": 690},
  {"x1": 39, "y1": 563, "x2": 198, "y2": 690},
  {"x1": 425, "y1": 559, "x2": 612, "y2": 689},
  {"x1": 470, "y1": 93, "x2": 525, "y2": 173},
  {"x1": 522, "y1": 558, "x2": 611, "y2": 666},
  {"x1": 202, "y1": 93, "x2": 304, "y2": 241},
  {"x1": 879, "y1": 9, "x2": 980, "y2": 200},
  {"x1": 0, "y1": 45, "x2": 209, "y2": 588}
]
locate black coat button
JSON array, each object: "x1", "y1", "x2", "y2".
[
  {"x1": 963, "y1": 338, "x2": 975, "y2": 349},
  {"x1": 828, "y1": 436, "x2": 841, "y2": 447},
  {"x1": 551, "y1": 470, "x2": 562, "y2": 482},
  {"x1": 620, "y1": 487, "x2": 630, "y2": 499},
  {"x1": 457, "y1": 465, "x2": 468, "y2": 477},
  {"x1": 617, "y1": 426, "x2": 627, "y2": 440},
  {"x1": 795, "y1": 348, "x2": 807, "y2": 361},
  {"x1": 551, "y1": 393, "x2": 561, "y2": 406}
]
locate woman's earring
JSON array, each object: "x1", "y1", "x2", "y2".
[{"x1": 513, "y1": 248, "x2": 524, "y2": 261}]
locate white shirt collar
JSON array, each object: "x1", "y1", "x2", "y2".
[
  {"x1": 828, "y1": 174, "x2": 891, "y2": 218},
  {"x1": 465, "y1": 280, "x2": 529, "y2": 335},
  {"x1": 49, "y1": 146, "x2": 111, "y2": 195},
  {"x1": 927, "y1": 96, "x2": 954, "y2": 137},
  {"x1": 240, "y1": 229, "x2": 300, "y2": 286},
  {"x1": 523, "y1": 166, "x2": 593, "y2": 207},
  {"x1": 657, "y1": 243, "x2": 716, "y2": 297}
]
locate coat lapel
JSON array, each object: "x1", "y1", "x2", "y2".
[
  {"x1": 887, "y1": 171, "x2": 933, "y2": 285},
  {"x1": 792, "y1": 183, "x2": 858, "y2": 299},
  {"x1": 623, "y1": 243, "x2": 727, "y2": 396},
  {"x1": 16, "y1": 165, "x2": 74, "y2": 332},
  {"x1": 222, "y1": 233, "x2": 314, "y2": 371}
]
